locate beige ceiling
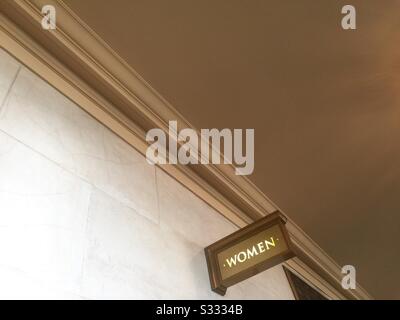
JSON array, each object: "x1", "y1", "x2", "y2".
[{"x1": 63, "y1": 0, "x2": 400, "y2": 299}]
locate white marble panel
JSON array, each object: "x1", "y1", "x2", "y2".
[
  {"x1": 82, "y1": 189, "x2": 219, "y2": 299},
  {"x1": 0, "y1": 64, "x2": 158, "y2": 223},
  {"x1": 0, "y1": 266, "x2": 84, "y2": 300},
  {"x1": 0, "y1": 49, "x2": 20, "y2": 108},
  {"x1": 0, "y1": 131, "x2": 92, "y2": 295},
  {"x1": 156, "y1": 167, "x2": 237, "y2": 248},
  {"x1": 227, "y1": 266, "x2": 294, "y2": 299}
]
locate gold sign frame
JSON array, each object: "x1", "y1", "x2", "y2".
[{"x1": 204, "y1": 211, "x2": 295, "y2": 295}]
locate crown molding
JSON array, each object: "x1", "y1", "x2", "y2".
[{"x1": 0, "y1": 0, "x2": 372, "y2": 299}]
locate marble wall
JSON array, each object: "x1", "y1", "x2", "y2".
[{"x1": 0, "y1": 48, "x2": 294, "y2": 299}]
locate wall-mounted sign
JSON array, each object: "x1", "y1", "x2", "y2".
[{"x1": 204, "y1": 211, "x2": 295, "y2": 295}]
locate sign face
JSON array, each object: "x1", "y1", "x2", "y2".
[
  {"x1": 205, "y1": 211, "x2": 295, "y2": 295},
  {"x1": 217, "y1": 223, "x2": 289, "y2": 280}
]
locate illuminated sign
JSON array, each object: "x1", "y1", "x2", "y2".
[{"x1": 205, "y1": 211, "x2": 295, "y2": 295}]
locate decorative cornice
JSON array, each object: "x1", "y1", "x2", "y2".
[{"x1": 0, "y1": 0, "x2": 372, "y2": 299}]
